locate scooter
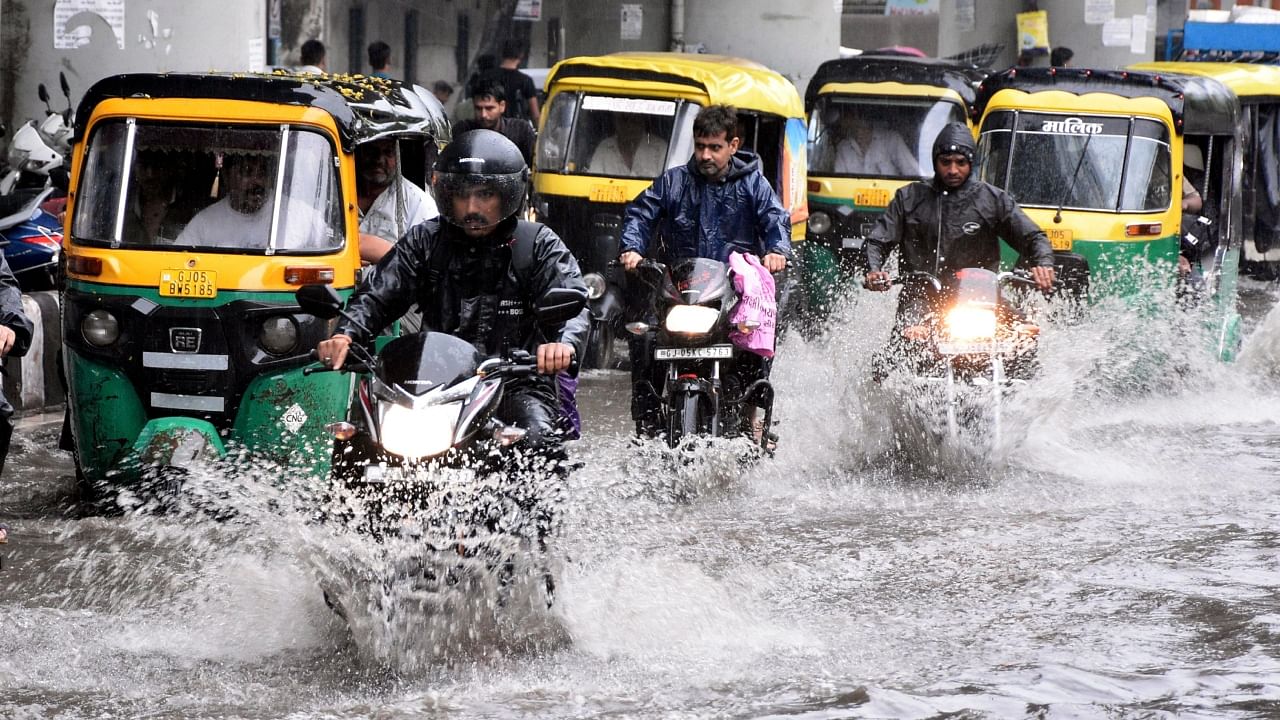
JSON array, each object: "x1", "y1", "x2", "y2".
[
  {"x1": 0, "y1": 185, "x2": 62, "y2": 292},
  {"x1": 627, "y1": 257, "x2": 776, "y2": 450},
  {"x1": 0, "y1": 73, "x2": 73, "y2": 196}
]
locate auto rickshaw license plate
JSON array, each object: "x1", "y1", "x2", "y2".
[
  {"x1": 589, "y1": 184, "x2": 627, "y2": 203},
  {"x1": 1048, "y1": 229, "x2": 1073, "y2": 251},
  {"x1": 854, "y1": 189, "x2": 891, "y2": 207},
  {"x1": 159, "y1": 269, "x2": 217, "y2": 298},
  {"x1": 655, "y1": 345, "x2": 734, "y2": 361}
]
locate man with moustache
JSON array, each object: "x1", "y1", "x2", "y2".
[
  {"x1": 178, "y1": 152, "x2": 331, "y2": 250},
  {"x1": 355, "y1": 137, "x2": 438, "y2": 264},
  {"x1": 617, "y1": 104, "x2": 792, "y2": 440}
]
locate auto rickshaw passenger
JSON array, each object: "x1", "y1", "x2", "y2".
[
  {"x1": 177, "y1": 152, "x2": 330, "y2": 249},
  {"x1": 587, "y1": 113, "x2": 667, "y2": 178},
  {"x1": 831, "y1": 109, "x2": 918, "y2": 177},
  {"x1": 123, "y1": 150, "x2": 180, "y2": 244},
  {"x1": 356, "y1": 137, "x2": 438, "y2": 264}
]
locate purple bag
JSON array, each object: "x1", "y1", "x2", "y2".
[{"x1": 727, "y1": 252, "x2": 777, "y2": 358}]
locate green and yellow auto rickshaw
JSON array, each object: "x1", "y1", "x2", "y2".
[
  {"x1": 62, "y1": 71, "x2": 448, "y2": 502},
  {"x1": 972, "y1": 67, "x2": 1244, "y2": 359},
  {"x1": 1131, "y1": 62, "x2": 1280, "y2": 278},
  {"x1": 532, "y1": 52, "x2": 808, "y2": 367},
  {"x1": 803, "y1": 55, "x2": 986, "y2": 320}
]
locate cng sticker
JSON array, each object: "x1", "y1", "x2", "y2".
[{"x1": 282, "y1": 403, "x2": 308, "y2": 433}]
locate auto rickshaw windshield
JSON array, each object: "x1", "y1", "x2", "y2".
[
  {"x1": 977, "y1": 111, "x2": 1172, "y2": 213},
  {"x1": 808, "y1": 95, "x2": 963, "y2": 179},
  {"x1": 537, "y1": 93, "x2": 695, "y2": 179},
  {"x1": 71, "y1": 120, "x2": 344, "y2": 252}
]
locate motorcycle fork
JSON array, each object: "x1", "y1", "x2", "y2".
[{"x1": 663, "y1": 360, "x2": 722, "y2": 434}]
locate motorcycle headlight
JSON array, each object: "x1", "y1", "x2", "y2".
[
  {"x1": 944, "y1": 305, "x2": 997, "y2": 341},
  {"x1": 583, "y1": 272, "x2": 607, "y2": 300},
  {"x1": 381, "y1": 403, "x2": 459, "y2": 460},
  {"x1": 258, "y1": 316, "x2": 298, "y2": 355},
  {"x1": 809, "y1": 210, "x2": 832, "y2": 235},
  {"x1": 7, "y1": 148, "x2": 28, "y2": 170},
  {"x1": 664, "y1": 305, "x2": 719, "y2": 335},
  {"x1": 81, "y1": 309, "x2": 120, "y2": 347}
]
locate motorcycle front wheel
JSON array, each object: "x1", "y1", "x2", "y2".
[{"x1": 666, "y1": 391, "x2": 704, "y2": 448}]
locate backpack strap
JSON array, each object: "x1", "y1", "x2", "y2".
[{"x1": 509, "y1": 219, "x2": 542, "y2": 296}]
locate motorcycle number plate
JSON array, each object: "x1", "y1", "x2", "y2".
[
  {"x1": 1048, "y1": 228, "x2": 1073, "y2": 251},
  {"x1": 159, "y1": 269, "x2": 217, "y2": 299},
  {"x1": 937, "y1": 340, "x2": 1013, "y2": 356},
  {"x1": 655, "y1": 344, "x2": 734, "y2": 361},
  {"x1": 854, "y1": 188, "x2": 890, "y2": 208},
  {"x1": 589, "y1": 184, "x2": 627, "y2": 203}
]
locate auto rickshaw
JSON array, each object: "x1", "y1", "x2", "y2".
[
  {"x1": 532, "y1": 52, "x2": 808, "y2": 368},
  {"x1": 802, "y1": 55, "x2": 986, "y2": 321},
  {"x1": 972, "y1": 67, "x2": 1244, "y2": 360},
  {"x1": 62, "y1": 71, "x2": 448, "y2": 502},
  {"x1": 1130, "y1": 62, "x2": 1280, "y2": 279}
]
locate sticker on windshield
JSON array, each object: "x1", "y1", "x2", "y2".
[
  {"x1": 582, "y1": 96, "x2": 677, "y2": 116},
  {"x1": 1040, "y1": 117, "x2": 1105, "y2": 135}
]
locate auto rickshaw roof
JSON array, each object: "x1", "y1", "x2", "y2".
[
  {"x1": 804, "y1": 55, "x2": 986, "y2": 112},
  {"x1": 1129, "y1": 62, "x2": 1280, "y2": 101},
  {"x1": 974, "y1": 67, "x2": 1239, "y2": 136},
  {"x1": 73, "y1": 71, "x2": 450, "y2": 152},
  {"x1": 544, "y1": 52, "x2": 804, "y2": 118}
]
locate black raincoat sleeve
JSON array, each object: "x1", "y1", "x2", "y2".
[
  {"x1": 0, "y1": 251, "x2": 33, "y2": 359},
  {"x1": 996, "y1": 190, "x2": 1054, "y2": 267},
  {"x1": 531, "y1": 224, "x2": 591, "y2": 360},
  {"x1": 865, "y1": 187, "x2": 910, "y2": 273},
  {"x1": 334, "y1": 221, "x2": 436, "y2": 344}
]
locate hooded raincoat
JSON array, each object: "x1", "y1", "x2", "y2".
[
  {"x1": 865, "y1": 122, "x2": 1054, "y2": 276},
  {"x1": 620, "y1": 150, "x2": 792, "y2": 263}
]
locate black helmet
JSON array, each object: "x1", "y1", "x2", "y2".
[{"x1": 432, "y1": 129, "x2": 528, "y2": 231}]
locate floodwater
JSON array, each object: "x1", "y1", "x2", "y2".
[{"x1": 3, "y1": 281, "x2": 1280, "y2": 719}]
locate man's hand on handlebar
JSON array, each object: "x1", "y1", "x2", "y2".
[
  {"x1": 537, "y1": 342, "x2": 574, "y2": 374},
  {"x1": 864, "y1": 270, "x2": 891, "y2": 291},
  {"x1": 316, "y1": 334, "x2": 352, "y2": 370},
  {"x1": 620, "y1": 251, "x2": 643, "y2": 271},
  {"x1": 762, "y1": 252, "x2": 787, "y2": 273},
  {"x1": 1030, "y1": 265, "x2": 1056, "y2": 293}
]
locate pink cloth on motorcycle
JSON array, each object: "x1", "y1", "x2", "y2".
[{"x1": 728, "y1": 251, "x2": 777, "y2": 358}]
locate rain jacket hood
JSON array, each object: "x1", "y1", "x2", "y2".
[{"x1": 931, "y1": 121, "x2": 975, "y2": 163}]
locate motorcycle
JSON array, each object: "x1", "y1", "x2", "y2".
[
  {"x1": 883, "y1": 267, "x2": 1043, "y2": 446},
  {"x1": 1, "y1": 74, "x2": 73, "y2": 196},
  {"x1": 295, "y1": 283, "x2": 586, "y2": 627},
  {"x1": 627, "y1": 257, "x2": 776, "y2": 451},
  {"x1": 0, "y1": 185, "x2": 62, "y2": 292}
]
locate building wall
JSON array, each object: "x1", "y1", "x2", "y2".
[
  {"x1": 682, "y1": 0, "x2": 842, "y2": 87},
  {"x1": 842, "y1": 14, "x2": 939, "y2": 56},
  {"x1": 2, "y1": 0, "x2": 266, "y2": 132}
]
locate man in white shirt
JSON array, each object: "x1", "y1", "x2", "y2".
[
  {"x1": 356, "y1": 138, "x2": 438, "y2": 263},
  {"x1": 832, "y1": 112, "x2": 921, "y2": 178},
  {"x1": 588, "y1": 113, "x2": 667, "y2": 178},
  {"x1": 177, "y1": 153, "x2": 331, "y2": 250}
]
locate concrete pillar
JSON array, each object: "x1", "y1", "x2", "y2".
[
  {"x1": 681, "y1": 0, "x2": 842, "y2": 89},
  {"x1": 938, "y1": 0, "x2": 1155, "y2": 70}
]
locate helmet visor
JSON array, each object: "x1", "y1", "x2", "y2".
[{"x1": 432, "y1": 171, "x2": 526, "y2": 230}]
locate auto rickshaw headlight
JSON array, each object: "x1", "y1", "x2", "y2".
[
  {"x1": 81, "y1": 309, "x2": 119, "y2": 347},
  {"x1": 809, "y1": 211, "x2": 832, "y2": 235},
  {"x1": 583, "y1": 273, "x2": 607, "y2": 300},
  {"x1": 259, "y1": 316, "x2": 299, "y2": 355}
]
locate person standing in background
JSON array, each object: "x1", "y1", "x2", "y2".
[
  {"x1": 482, "y1": 39, "x2": 540, "y2": 127},
  {"x1": 1050, "y1": 47, "x2": 1074, "y2": 67},
  {"x1": 453, "y1": 80, "x2": 537, "y2": 168},
  {"x1": 431, "y1": 80, "x2": 455, "y2": 107},
  {"x1": 368, "y1": 41, "x2": 392, "y2": 79},
  {"x1": 296, "y1": 39, "x2": 326, "y2": 73}
]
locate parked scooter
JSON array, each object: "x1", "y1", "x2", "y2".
[
  {"x1": 627, "y1": 258, "x2": 776, "y2": 450},
  {"x1": 0, "y1": 186, "x2": 62, "y2": 292},
  {"x1": 883, "y1": 268, "x2": 1043, "y2": 446},
  {"x1": 0, "y1": 74, "x2": 73, "y2": 196}
]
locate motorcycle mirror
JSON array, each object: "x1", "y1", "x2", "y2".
[
  {"x1": 50, "y1": 166, "x2": 70, "y2": 193},
  {"x1": 535, "y1": 287, "x2": 587, "y2": 326},
  {"x1": 38, "y1": 84, "x2": 52, "y2": 113},
  {"x1": 295, "y1": 284, "x2": 344, "y2": 319},
  {"x1": 60, "y1": 72, "x2": 71, "y2": 100}
]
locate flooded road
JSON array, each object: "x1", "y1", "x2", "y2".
[{"x1": 3, "y1": 281, "x2": 1280, "y2": 719}]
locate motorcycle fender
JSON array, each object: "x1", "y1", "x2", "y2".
[
  {"x1": 131, "y1": 417, "x2": 227, "y2": 470},
  {"x1": 590, "y1": 285, "x2": 624, "y2": 323}
]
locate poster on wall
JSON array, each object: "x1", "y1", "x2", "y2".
[
  {"x1": 54, "y1": 0, "x2": 126, "y2": 49},
  {"x1": 884, "y1": 0, "x2": 939, "y2": 16},
  {"x1": 1102, "y1": 17, "x2": 1132, "y2": 46},
  {"x1": 955, "y1": 0, "x2": 976, "y2": 32},
  {"x1": 514, "y1": 0, "x2": 542, "y2": 22},
  {"x1": 1016, "y1": 10, "x2": 1050, "y2": 51},
  {"x1": 621, "y1": 4, "x2": 643, "y2": 40},
  {"x1": 1085, "y1": 0, "x2": 1114, "y2": 24}
]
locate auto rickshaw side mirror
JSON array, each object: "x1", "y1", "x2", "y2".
[
  {"x1": 535, "y1": 287, "x2": 587, "y2": 326},
  {"x1": 296, "y1": 284, "x2": 344, "y2": 319}
]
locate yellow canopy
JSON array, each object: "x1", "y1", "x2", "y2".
[{"x1": 1130, "y1": 62, "x2": 1280, "y2": 100}]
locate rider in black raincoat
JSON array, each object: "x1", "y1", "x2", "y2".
[
  {"x1": 317, "y1": 130, "x2": 589, "y2": 445},
  {"x1": 0, "y1": 248, "x2": 33, "y2": 476}
]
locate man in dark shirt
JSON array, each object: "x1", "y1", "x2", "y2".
[
  {"x1": 477, "y1": 38, "x2": 539, "y2": 126},
  {"x1": 453, "y1": 80, "x2": 537, "y2": 169}
]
